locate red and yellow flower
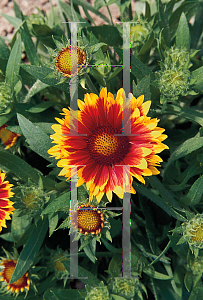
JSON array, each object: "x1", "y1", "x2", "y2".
[
  {"x1": 48, "y1": 87, "x2": 168, "y2": 202},
  {"x1": 0, "y1": 171, "x2": 15, "y2": 232},
  {"x1": 55, "y1": 45, "x2": 87, "y2": 78},
  {"x1": 0, "y1": 125, "x2": 20, "y2": 149},
  {"x1": 71, "y1": 204, "x2": 105, "y2": 235},
  {"x1": 0, "y1": 259, "x2": 30, "y2": 293}
]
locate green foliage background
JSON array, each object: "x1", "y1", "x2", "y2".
[{"x1": 0, "y1": 0, "x2": 203, "y2": 299}]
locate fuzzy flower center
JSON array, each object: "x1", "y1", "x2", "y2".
[
  {"x1": 78, "y1": 209, "x2": 102, "y2": 232},
  {"x1": 55, "y1": 46, "x2": 86, "y2": 77},
  {"x1": 87, "y1": 125, "x2": 130, "y2": 165},
  {"x1": 191, "y1": 225, "x2": 203, "y2": 242},
  {"x1": 71, "y1": 205, "x2": 104, "y2": 235}
]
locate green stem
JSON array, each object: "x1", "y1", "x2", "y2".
[{"x1": 104, "y1": 0, "x2": 114, "y2": 25}]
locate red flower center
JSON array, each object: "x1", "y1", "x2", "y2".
[{"x1": 87, "y1": 125, "x2": 130, "y2": 165}]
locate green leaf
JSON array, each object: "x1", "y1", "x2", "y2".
[
  {"x1": 48, "y1": 213, "x2": 59, "y2": 237},
  {"x1": 58, "y1": 0, "x2": 89, "y2": 27},
  {"x1": 176, "y1": 12, "x2": 190, "y2": 51},
  {"x1": 190, "y1": 2, "x2": 203, "y2": 49},
  {"x1": 182, "y1": 175, "x2": 203, "y2": 205},
  {"x1": 132, "y1": 75, "x2": 151, "y2": 101},
  {"x1": 167, "y1": 104, "x2": 203, "y2": 127},
  {"x1": 0, "y1": 36, "x2": 10, "y2": 59},
  {"x1": 84, "y1": 73, "x2": 98, "y2": 94},
  {"x1": 42, "y1": 192, "x2": 70, "y2": 215},
  {"x1": 138, "y1": 31, "x2": 155, "y2": 59},
  {"x1": 143, "y1": 267, "x2": 173, "y2": 280},
  {"x1": 165, "y1": 136, "x2": 203, "y2": 171},
  {"x1": 0, "y1": 112, "x2": 15, "y2": 127},
  {"x1": 184, "y1": 271, "x2": 193, "y2": 292},
  {"x1": 20, "y1": 64, "x2": 70, "y2": 92},
  {"x1": 88, "y1": 42, "x2": 107, "y2": 54},
  {"x1": 0, "y1": 13, "x2": 22, "y2": 28},
  {"x1": 107, "y1": 66, "x2": 123, "y2": 83},
  {"x1": 24, "y1": 79, "x2": 49, "y2": 102},
  {"x1": 88, "y1": 25, "x2": 122, "y2": 47},
  {"x1": 43, "y1": 290, "x2": 59, "y2": 300},
  {"x1": 32, "y1": 24, "x2": 55, "y2": 37},
  {"x1": 10, "y1": 218, "x2": 48, "y2": 284},
  {"x1": 26, "y1": 101, "x2": 55, "y2": 113},
  {"x1": 71, "y1": 0, "x2": 110, "y2": 24},
  {"x1": 158, "y1": 0, "x2": 171, "y2": 47},
  {"x1": 191, "y1": 66, "x2": 203, "y2": 92},
  {"x1": 169, "y1": 1, "x2": 200, "y2": 36},
  {"x1": 148, "y1": 177, "x2": 181, "y2": 210},
  {"x1": 83, "y1": 242, "x2": 96, "y2": 263},
  {"x1": 0, "y1": 151, "x2": 54, "y2": 189},
  {"x1": 17, "y1": 113, "x2": 55, "y2": 164},
  {"x1": 133, "y1": 182, "x2": 186, "y2": 221},
  {"x1": 114, "y1": 46, "x2": 155, "y2": 81},
  {"x1": 149, "y1": 241, "x2": 171, "y2": 266},
  {"x1": 11, "y1": 210, "x2": 31, "y2": 242},
  {"x1": 20, "y1": 29, "x2": 41, "y2": 66},
  {"x1": 62, "y1": 260, "x2": 101, "y2": 287},
  {"x1": 108, "y1": 254, "x2": 122, "y2": 277},
  {"x1": 101, "y1": 237, "x2": 122, "y2": 253},
  {"x1": 5, "y1": 35, "x2": 22, "y2": 92},
  {"x1": 111, "y1": 295, "x2": 127, "y2": 300},
  {"x1": 44, "y1": 289, "x2": 84, "y2": 300}
]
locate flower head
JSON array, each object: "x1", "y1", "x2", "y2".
[
  {"x1": 13, "y1": 181, "x2": 47, "y2": 217},
  {"x1": 112, "y1": 277, "x2": 139, "y2": 299},
  {"x1": 47, "y1": 247, "x2": 69, "y2": 285},
  {"x1": 85, "y1": 282, "x2": 110, "y2": 300},
  {"x1": 0, "y1": 125, "x2": 20, "y2": 149},
  {"x1": 48, "y1": 87, "x2": 168, "y2": 202},
  {"x1": 0, "y1": 259, "x2": 30, "y2": 294},
  {"x1": 176, "y1": 214, "x2": 203, "y2": 255},
  {"x1": 71, "y1": 204, "x2": 104, "y2": 235},
  {"x1": 0, "y1": 171, "x2": 15, "y2": 232},
  {"x1": 55, "y1": 45, "x2": 87, "y2": 78},
  {"x1": 156, "y1": 47, "x2": 197, "y2": 104},
  {"x1": 130, "y1": 19, "x2": 152, "y2": 47}
]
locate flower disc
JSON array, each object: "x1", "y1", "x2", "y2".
[
  {"x1": 71, "y1": 205, "x2": 104, "y2": 235},
  {"x1": 55, "y1": 46, "x2": 86, "y2": 77}
]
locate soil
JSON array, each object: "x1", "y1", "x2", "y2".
[{"x1": 0, "y1": 0, "x2": 137, "y2": 41}]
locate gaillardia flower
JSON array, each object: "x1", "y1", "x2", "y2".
[
  {"x1": 48, "y1": 87, "x2": 168, "y2": 202},
  {"x1": 55, "y1": 45, "x2": 87, "y2": 78},
  {"x1": 47, "y1": 246, "x2": 69, "y2": 286},
  {"x1": 71, "y1": 204, "x2": 104, "y2": 235},
  {"x1": 0, "y1": 259, "x2": 30, "y2": 294},
  {"x1": 0, "y1": 125, "x2": 20, "y2": 149},
  {"x1": 175, "y1": 214, "x2": 203, "y2": 255},
  {"x1": 0, "y1": 171, "x2": 15, "y2": 232},
  {"x1": 85, "y1": 282, "x2": 110, "y2": 300}
]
